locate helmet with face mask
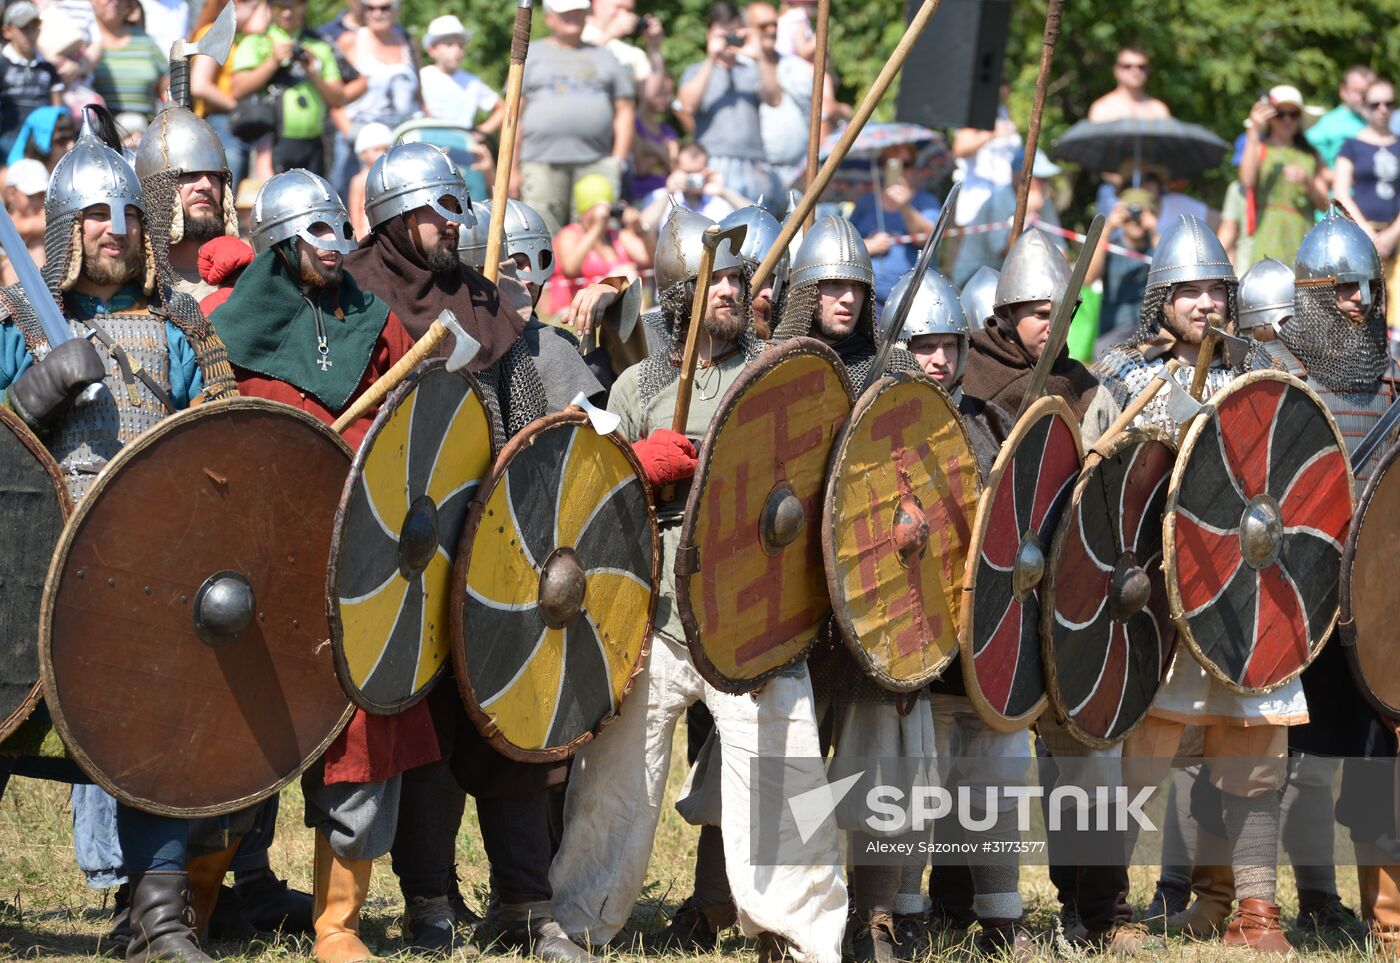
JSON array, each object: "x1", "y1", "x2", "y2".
[
  {"x1": 250, "y1": 169, "x2": 356, "y2": 255},
  {"x1": 459, "y1": 199, "x2": 554, "y2": 285},
  {"x1": 363, "y1": 141, "x2": 475, "y2": 231},
  {"x1": 889, "y1": 267, "x2": 969, "y2": 384}
]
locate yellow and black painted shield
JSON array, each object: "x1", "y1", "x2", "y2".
[
  {"x1": 452, "y1": 409, "x2": 658, "y2": 762},
  {"x1": 328, "y1": 361, "x2": 498, "y2": 714}
]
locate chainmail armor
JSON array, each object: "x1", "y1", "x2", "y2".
[
  {"x1": 1282, "y1": 283, "x2": 1389, "y2": 391},
  {"x1": 476, "y1": 337, "x2": 547, "y2": 439},
  {"x1": 635, "y1": 273, "x2": 763, "y2": 410},
  {"x1": 1093, "y1": 345, "x2": 1235, "y2": 434},
  {"x1": 139, "y1": 166, "x2": 238, "y2": 288}
]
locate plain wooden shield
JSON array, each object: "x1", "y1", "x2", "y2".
[
  {"x1": 960, "y1": 395, "x2": 1083, "y2": 732},
  {"x1": 1339, "y1": 436, "x2": 1400, "y2": 719},
  {"x1": 451, "y1": 410, "x2": 658, "y2": 762},
  {"x1": 40, "y1": 399, "x2": 354, "y2": 817},
  {"x1": 1165, "y1": 371, "x2": 1353, "y2": 694},
  {"x1": 328, "y1": 361, "x2": 497, "y2": 715},
  {"x1": 677, "y1": 338, "x2": 854, "y2": 693},
  {"x1": 0, "y1": 407, "x2": 71, "y2": 743},
  {"x1": 1042, "y1": 430, "x2": 1177, "y2": 748},
  {"x1": 822, "y1": 372, "x2": 980, "y2": 691}
]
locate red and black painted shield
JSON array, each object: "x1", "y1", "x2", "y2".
[
  {"x1": 0, "y1": 407, "x2": 71, "y2": 743},
  {"x1": 452, "y1": 410, "x2": 658, "y2": 762},
  {"x1": 960, "y1": 396, "x2": 1083, "y2": 731},
  {"x1": 1339, "y1": 435, "x2": 1400, "y2": 719},
  {"x1": 1165, "y1": 371, "x2": 1353, "y2": 694},
  {"x1": 1042, "y1": 431, "x2": 1177, "y2": 748},
  {"x1": 40, "y1": 399, "x2": 354, "y2": 817}
]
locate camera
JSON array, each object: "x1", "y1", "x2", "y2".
[
  {"x1": 629, "y1": 13, "x2": 655, "y2": 39},
  {"x1": 290, "y1": 44, "x2": 311, "y2": 65},
  {"x1": 1126, "y1": 204, "x2": 1143, "y2": 223},
  {"x1": 725, "y1": 32, "x2": 744, "y2": 47},
  {"x1": 683, "y1": 172, "x2": 706, "y2": 194}
]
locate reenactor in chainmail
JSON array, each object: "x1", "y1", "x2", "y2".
[
  {"x1": 548, "y1": 208, "x2": 849, "y2": 963},
  {"x1": 133, "y1": 103, "x2": 240, "y2": 301},
  {"x1": 1263, "y1": 206, "x2": 1400, "y2": 951},
  {"x1": 720, "y1": 200, "x2": 790, "y2": 339},
  {"x1": 0, "y1": 110, "x2": 237, "y2": 963}
]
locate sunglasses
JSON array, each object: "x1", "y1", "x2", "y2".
[
  {"x1": 363, "y1": 2, "x2": 393, "y2": 11},
  {"x1": 1116, "y1": 61, "x2": 1148, "y2": 71},
  {"x1": 1369, "y1": 99, "x2": 1396, "y2": 109}
]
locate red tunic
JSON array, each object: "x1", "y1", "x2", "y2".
[{"x1": 232, "y1": 309, "x2": 439, "y2": 783}]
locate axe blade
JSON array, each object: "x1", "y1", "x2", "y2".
[
  {"x1": 706, "y1": 222, "x2": 748, "y2": 259},
  {"x1": 172, "y1": 1, "x2": 236, "y2": 64},
  {"x1": 1205, "y1": 324, "x2": 1251, "y2": 369},
  {"x1": 569, "y1": 391, "x2": 621, "y2": 435},
  {"x1": 600, "y1": 276, "x2": 643, "y2": 344},
  {"x1": 1163, "y1": 369, "x2": 1205, "y2": 425},
  {"x1": 439, "y1": 310, "x2": 481, "y2": 373}
]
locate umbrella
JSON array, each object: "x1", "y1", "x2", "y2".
[
  {"x1": 1052, "y1": 118, "x2": 1230, "y2": 180},
  {"x1": 810, "y1": 122, "x2": 953, "y2": 209}
]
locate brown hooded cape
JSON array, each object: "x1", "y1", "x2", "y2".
[{"x1": 963, "y1": 314, "x2": 1102, "y2": 420}]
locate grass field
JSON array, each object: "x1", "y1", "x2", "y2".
[{"x1": 0, "y1": 721, "x2": 1377, "y2": 961}]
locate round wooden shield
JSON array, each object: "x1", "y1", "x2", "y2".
[
  {"x1": 1342, "y1": 440, "x2": 1400, "y2": 720},
  {"x1": 822, "y1": 373, "x2": 981, "y2": 691},
  {"x1": 328, "y1": 361, "x2": 497, "y2": 715},
  {"x1": 40, "y1": 398, "x2": 354, "y2": 817},
  {"x1": 960, "y1": 395, "x2": 1083, "y2": 732},
  {"x1": 0, "y1": 407, "x2": 71, "y2": 743},
  {"x1": 1042, "y1": 430, "x2": 1177, "y2": 748},
  {"x1": 1165, "y1": 371, "x2": 1353, "y2": 695},
  {"x1": 451, "y1": 410, "x2": 657, "y2": 762},
  {"x1": 677, "y1": 338, "x2": 854, "y2": 693}
]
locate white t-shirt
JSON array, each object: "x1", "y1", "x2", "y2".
[{"x1": 419, "y1": 64, "x2": 501, "y2": 128}]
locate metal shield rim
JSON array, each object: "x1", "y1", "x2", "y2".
[
  {"x1": 958, "y1": 393, "x2": 1083, "y2": 733},
  {"x1": 38, "y1": 397, "x2": 356, "y2": 818},
  {"x1": 1340, "y1": 432, "x2": 1400, "y2": 721},
  {"x1": 449, "y1": 407, "x2": 660, "y2": 764},
  {"x1": 1163, "y1": 369, "x2": 1354, "y2": 696},
  {"x1": 821, "y1": 371, "x2": 979, "y2": 692},
  {"x1": 676, "y1": 336, "x2": 854, "y2": 695},
  {"x1": 0, "y1": 406, "x2": 72, "y2": 744},
  {"x1": 1040, "y1": 427, "x2": 1177, "y2": 750},
  {"x1": 327, "y1": 359, "x2": 497, "y2": 715}
]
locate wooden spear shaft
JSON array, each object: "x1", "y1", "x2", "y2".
[
  {"x1": 750, "y1": 0, "x2": 946, "y2": 291},
  {"x1": 1010, "y1": 0, "x2": 1065, "y2": 240},
  {"x1": 331, "y1": 0, "x2": 534, "y2": 435},
  {"x1": 803, "y1": 0, "x2": 830, "y2": 231}
]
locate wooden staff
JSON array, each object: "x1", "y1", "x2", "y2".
[
  {"x1": 1188, "y1": 314, "x2": 1226, "y2": 400},
  {"x1": 331, "y1": 0, "x2": 534, "y2": 435},
  {"x1": 661, "y1": 225, "x2": 725, "y2": 502},
  {"x1": 1010, "y1": 0, "x2": 1065, "y2": 240},
  {"x1": 751, "y1": 0, "x2": 946, "y2": 291},
  {"x1": 803, "y1": 0, "x2": 830, "y2": 230}
]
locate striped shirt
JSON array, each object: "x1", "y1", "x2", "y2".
[{"x1": 91, "y1": 30, "x2": 167, "y2": 117}]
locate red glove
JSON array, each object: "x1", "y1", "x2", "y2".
[
  {"x1": 632, "y1": 429, "x2": 698, "y2": 488},
  {"x1": 198, "y1": 236, "x2": 255, "y2": 285}
]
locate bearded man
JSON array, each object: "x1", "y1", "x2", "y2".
[{"x1": 0, "y1": 113, "x2": 237, "y2": 963}]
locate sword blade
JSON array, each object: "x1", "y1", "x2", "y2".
[
  {"x1": 0, "y1": 204, "x2": 71, "y2": 350},
  {"x1": 1350, "y1": 396, "x2": 1400, "y2": 474}
]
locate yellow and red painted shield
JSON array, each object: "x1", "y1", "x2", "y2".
[
  {"x1": 822, "y1": 373, "x2": 980, "y2": 691},
  {"x1": 677, "y1": 338, "x2": 854, "y2": 693},
  {"x1": 328, "y1": 361, "x2": 497, "y2": 715},
  {"x1": 452, "y1": 410, "x2": 658, "y2": 762}
]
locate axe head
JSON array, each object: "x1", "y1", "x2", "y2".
[
  {"x1": 705, "y1": 222, "x2": 747, "y2": 260},
  {"x1": 171, "y1": 1, "x2": 236, "y2": 64},
  {"x1": 439, "y1": 310, "x2": 481, "y2": 373},
  {"x1": 601, "y1": 276, "x2": 642, "y2": 344},
  {"x1": 569, "y1": 391, "x2": 621, "y2": 435},
  {"x1": 1205, "y1": 324, "x2": 1252, "y2": 369},
  {"x1": 1162, "y1": 368, "x2": 1205, "y2": 425}
]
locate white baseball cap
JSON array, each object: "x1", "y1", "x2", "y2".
[
  {"x1": 6, "y1": 158, "x2": 49, "y2": 196},
  {"x1": 424, "y1": 14, "x2": 470, "y2": 46},
  {"x1": 354, "y1": 122, "x2": 394, "y2": 155},
  {"x1": 544, "y1": 0, "x2": 591, "y2": 13}
]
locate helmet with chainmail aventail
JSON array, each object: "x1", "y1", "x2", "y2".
[
  {"x1": 1131, "y1": 214, "x2": 1237, "y2": 344},
  {"x1": 134, "y1": 105, "x2": 238, "y2": 281},
  {"x1": 364, "y1": 141, "x2": 475, "y2": 231},
  {"x1": 1237, "y1": 258, "x2": 1294, "y2": 334},
  {"x1": 773, "y1": 214, "x2": 875, "y2": 340},
  {"x1": 250, "y1": 170, "x2": 357, "y2": 255},
  {"x1": 1285, "y1": 203, "x2": 1388, "y2": 390},
  {"x1": 458, "y1": 200, "x2": 553, "y2": 284},
  {"x1": 890, "y1": 267, "x2": 969, "y2": 383}
]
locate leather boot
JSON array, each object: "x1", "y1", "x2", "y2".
[
  {"x1": 650, "y1": 896, "x2": 735, "y2": 950},
  {"x1": 312, "y1": 832, "x2": 377, "y2": 963},
  {"x1": 852, "y1": 912, "x2": 899, "y2": 963},
  {"x1": 185, "y1": 838, "x2": 241, "y2": 938},
  {"x1": 126, "y1": 870, "x2": 213, "y2": 963},
  {"x1": 973, "y1": 918, "x2": 1034, "y2": 962},
  {"x1": 1167, "y1": 863, "x2": 1235, "y2": 937},
  {"x1": 233, "y1": 867, "x2": 314, "y2": 934},
  {"x1": 1365, "y1": 864, "x2": 1400, "y2": 954},
  {"x1": 1223, "y1": 899, "x2": 1292, "y2": 954},
  {"x1": 529, "y1": 918, "x2": 599, "y2": 962}
]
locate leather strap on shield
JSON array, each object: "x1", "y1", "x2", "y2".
[
  {"x1": 1340, "y1": 434, "x2": 1400, "y2": 720},
  {"x1": 677, "y1": 338, "x2": 854, "y2": 693},
  {"x1": 1042, "y1": 430, "x2": 1176, "y2": 748},
  {"x1": 452, "y1": 409, "x2": 658, "y2": 763},
  {"x1": 329, "y1": 361, "x2": 498, "y2": 715},
  {"x1": 960, "y1": 395, "x2": 1082, "y2": 732},
  {"x1": 0, "y1": 407, "x2": 71, "y2": 743},
  {"x1": 823, "y1": 373, "x2": 980, "y2": 691},
  {"x1": 1165, "y1": 371, "x2": 1353, "y2": 694},
  {"x1": 40, "y1": 399, "x2": 354, "y2": 817}
]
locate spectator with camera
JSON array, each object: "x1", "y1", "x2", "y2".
[
  {"x1": 548, "y1": 172, "x2": 650, "y2": 315},
  {"x1": 849, "y1": 141, "x2": 942, "y2": 312},
  {"x1": 230, "y1": 0, "x2": 346, "y2": 176},
  {"x1": 639, "y1": 142, "x2": 747, "y2": 228},
  {"x1": 584, "y1": 0, "x2": 666, "y2": 98},
  {"x1": 1086, "y1": 186, "x2": 1160, "y2": 340}
]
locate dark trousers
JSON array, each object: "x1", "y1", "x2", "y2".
[{"x1": 116, "y1": 806, "x2": 187, "y2": 872}]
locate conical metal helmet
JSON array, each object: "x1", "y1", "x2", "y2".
[
  {"x1": 961, "y1": 265, "x2": 998, "y2": 331},
  {"x1": 250, "y1": 169, "x2": 356, "y2": 255},
  {"x1": 1237, "y1": 258, "x2": 1294, "y2": 333},
  {"x1": 888, "y1": 267, "x2": 970, "y2": 385},
  {"x1": 654, "y1": 207, "x2": 743, "y2": 293},
  {"x1": 1295, "y1": 203, "x2": 1381, "y2": 307},
  {"x1": 1146, "y1": 214, "x2": 1235, "y2": 290},
  {"x1": 459, "y1": 199, "x2": 554, "y2": 284},
  {"x1": 993, "y1": 228, "x2": 1068, "y2": 311},
  {"x1": 133, "y1": 104, "x2": 228, "y2": 181},
  {"x1": 789, "y1": 215, "x2": 873, "y2": 290},
  {"x1": 364, "y1": 141, "x2": 474, "y2": 231},
  {"x1": 720, "y1": 202, "x2": 787, "y2": 299},
  {"x1": 46, "y1": 113, "x2": 144, "y2": 236}
]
